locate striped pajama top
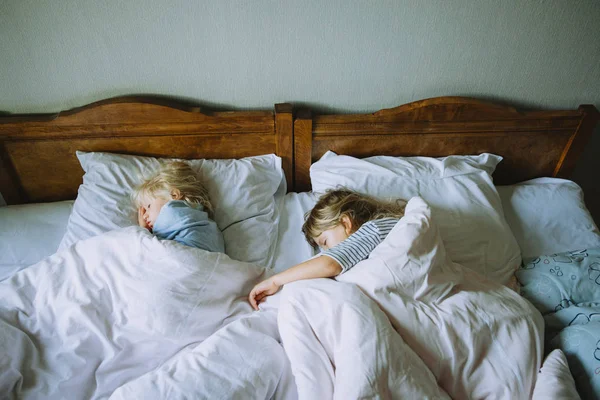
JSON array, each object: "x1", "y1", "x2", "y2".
[{"x1": 321, "y1": 217, "x2": 400, "y2": 274}]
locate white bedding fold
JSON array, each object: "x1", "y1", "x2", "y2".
[
  {"x1": 335, "y1": 197, "x2": 545, "y2": 399},
  {"x1": 110, "y1": 308, "x2": 298, "y2": 400},
  {"x1": 0, "y1": 199, "x2": 546, "y2": 399},
  {"x1": 0, "y1": 227, "x2": 273, "y2": 399},
  {"x1": 272, "y1": 197, "x2": 544, "y2": 399},
  {"x1": 277, "y1": 279, "x2": 450, "y2": 400}
]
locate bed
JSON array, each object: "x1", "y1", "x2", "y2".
[{"x1": 1, "y1": 96, "x2": 599, "y2": 399}]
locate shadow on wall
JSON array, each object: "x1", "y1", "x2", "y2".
[
  {"x1": 0, "y1": 92, "x2": 274, "y2": 116},
  {"x1": 293, "y1": 95, "x2": 546, "y2": 116}
]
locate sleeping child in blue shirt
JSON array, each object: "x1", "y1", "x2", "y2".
[{"x1": 131, "y1": 161, "x2": 224, "y2": 253}]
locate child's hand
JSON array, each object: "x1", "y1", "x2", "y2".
[
  {"x1": 138, "y1": 207, "x2": 151, "y2": 231},
  {"x1": 249, "y1": 278, "x2": 280, "y2": 310}
]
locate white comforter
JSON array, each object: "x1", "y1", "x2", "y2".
[
  {"x1": 0, "y1": 198, "x2": 545, "y2": 399},
  {"x1": 276, "y1": 197, "x2": 545, "y2": 400},
  {"x1": 0, "y1": 227, "x2": 289, "y2": 399}
]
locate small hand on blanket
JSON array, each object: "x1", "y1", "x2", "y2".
[
  {"x1": 249, "y1": 256, "x2": 342, "y2": 310},
  {"x1": 249, "y1": 277, "x2": 280, "y2": 310}
]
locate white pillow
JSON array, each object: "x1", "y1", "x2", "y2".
[
  {"x1": 310, "y1": 151, "x2": 521, "y2": 284},
  {"x1": 59, "y1": 151, "x2": 285, "y2": 267},
  {"x1": 532, "y1": 349, "x2": 581, "y2": 400},
  {"x1": 497, "y1": 178, "x2": 600, "y2": 258},
  {"x1": 0, "y1": 201, "x2": 73, "y2": 280}
]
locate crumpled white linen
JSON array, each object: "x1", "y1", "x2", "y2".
[
  {"x1": 0, "y1": 198, "x2": 546, "y2": 399},
  {"x1": 0, "y1": 226, "x2": 275, "y2": 399},
  {"x1": 277, "y1": 279, "x2": 450, "y2": 400},
  {"x1": 310, "y1": 152, "x2": 522, "y2": 284},
  {"x1": 531, "y1": 349, "x2": 581, "y2": 400},
  {"x1": 272, "y1": 196, "x2": 545, "y2": 399},
  {"x1": 110, "y1": 307, "x2": 298, "y2": 400},
  {"x1": 335, "y1": 197, "x2": 545, "y2": 399}
]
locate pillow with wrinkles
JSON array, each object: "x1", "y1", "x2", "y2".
[
  {"x1": 310, "y1": 151, "x2": 521, "y2": 284},
  {"x1": 58, "y1": 151, "x2": 285, "y2": 268}
]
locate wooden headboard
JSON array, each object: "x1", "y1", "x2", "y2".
[
  {"x1": 0, "y1": 97, "x2": 293, "y2": 204},
  {"x1": 293, "y1": 96, "x2": 599, "y2": 192},
  {"x1": 1, "y1": 96, "x2": 598, "y2": 202}
]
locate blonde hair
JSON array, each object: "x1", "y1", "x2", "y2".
[
  {"x1": 131, "y1": 161, "x2": 214, "y2": 217},
  {"x1": 302, "y1": 189, "x2": 405, "y2": 248}
]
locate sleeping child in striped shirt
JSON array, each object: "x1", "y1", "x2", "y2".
[{"x1": 249, "y1": 189, "x2": 405, "y2": 310}]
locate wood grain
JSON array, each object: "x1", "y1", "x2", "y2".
[
  {"x1": 275, "y1": 103, "x2": 294, "y2": 190},
  {"x1": 293, "y1": 109, "x2": 313, "y2": 194},
  {"x1": 293, "y1": 96, "x2": 599, "y2": 192},
  {"x1": 0, "y1": 96, "x2": 293, "y2": 204},
  {"x1": 2, "y1": 96, "x2": 597, "y2": 200}
]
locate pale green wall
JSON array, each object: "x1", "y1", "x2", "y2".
[{"x1": 1, "y1": 0, "x2": 599, "y2": 219}]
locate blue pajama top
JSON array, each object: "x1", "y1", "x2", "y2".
[{"x1": 152, "y1": 200, "x2": 224, "y2": 253}]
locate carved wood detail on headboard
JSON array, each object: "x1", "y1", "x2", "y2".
[
  {"x1": 1, "y1": 96, "x2": 597, "y2": 201},
  {"x1": 0, "y1": 96, "x2": 293, "y2": 204},
  {"x1": 293, "y1": 97, "x2": 599, "y2": 192}
]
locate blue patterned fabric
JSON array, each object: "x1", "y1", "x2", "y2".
[{"x1": 516, "y1": 248, "x2": 600, "y2": 400}]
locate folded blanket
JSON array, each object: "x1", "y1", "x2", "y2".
[{"x1": 517, "y1": 248, "x2": 600, "y2": 399}]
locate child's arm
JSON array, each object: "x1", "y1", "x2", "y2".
[{"x1": 248, "y1": 256, "x2": 341, "y2": 310}]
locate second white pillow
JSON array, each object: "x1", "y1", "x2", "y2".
[{"x1": 310, "y1": 151, "x2": 521, "y2": 284}]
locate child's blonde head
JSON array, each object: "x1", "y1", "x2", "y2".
[
  {"x1": 131, "y1": 161, "x2": 214, "y2": 216},
  {"x1": 302, "y1": 189, "x2": 405, "y2": 248}
]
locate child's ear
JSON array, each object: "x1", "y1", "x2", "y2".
[
  {"x1": 340, "y1": 215, "x2": 353, "y2": 236},
  {"x1": 170, "y1": 189, "x2": 182, "y2": 200}
]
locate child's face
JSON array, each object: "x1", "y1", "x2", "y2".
[
  {"x1": 140, "y1": 195, "x2": 170, "y2": 230},
  {"x1": 314, "y1": 223, "x2": 350, "y2": 251}
]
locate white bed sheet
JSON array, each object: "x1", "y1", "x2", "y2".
[{"x1": 0, "y1": 200, "x2": 73, "y2": 281}]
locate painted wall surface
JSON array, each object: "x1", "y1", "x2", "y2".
[{"x1": 1, "y1": 1, "x2": 599, "y2": 220}]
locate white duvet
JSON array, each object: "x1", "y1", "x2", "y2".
[
  {"x1": 337, "y1": 197, "x2": 545, "y2": 399},
  {"x1": 0, "y1": 227, "x2": 286, "y2": 399},
  {"x1": 279, "y1": 197, "x2": 545, "y2": 399},
  {"x1": 0, "y1": 198, "x2": 546, "y2": 399}
]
